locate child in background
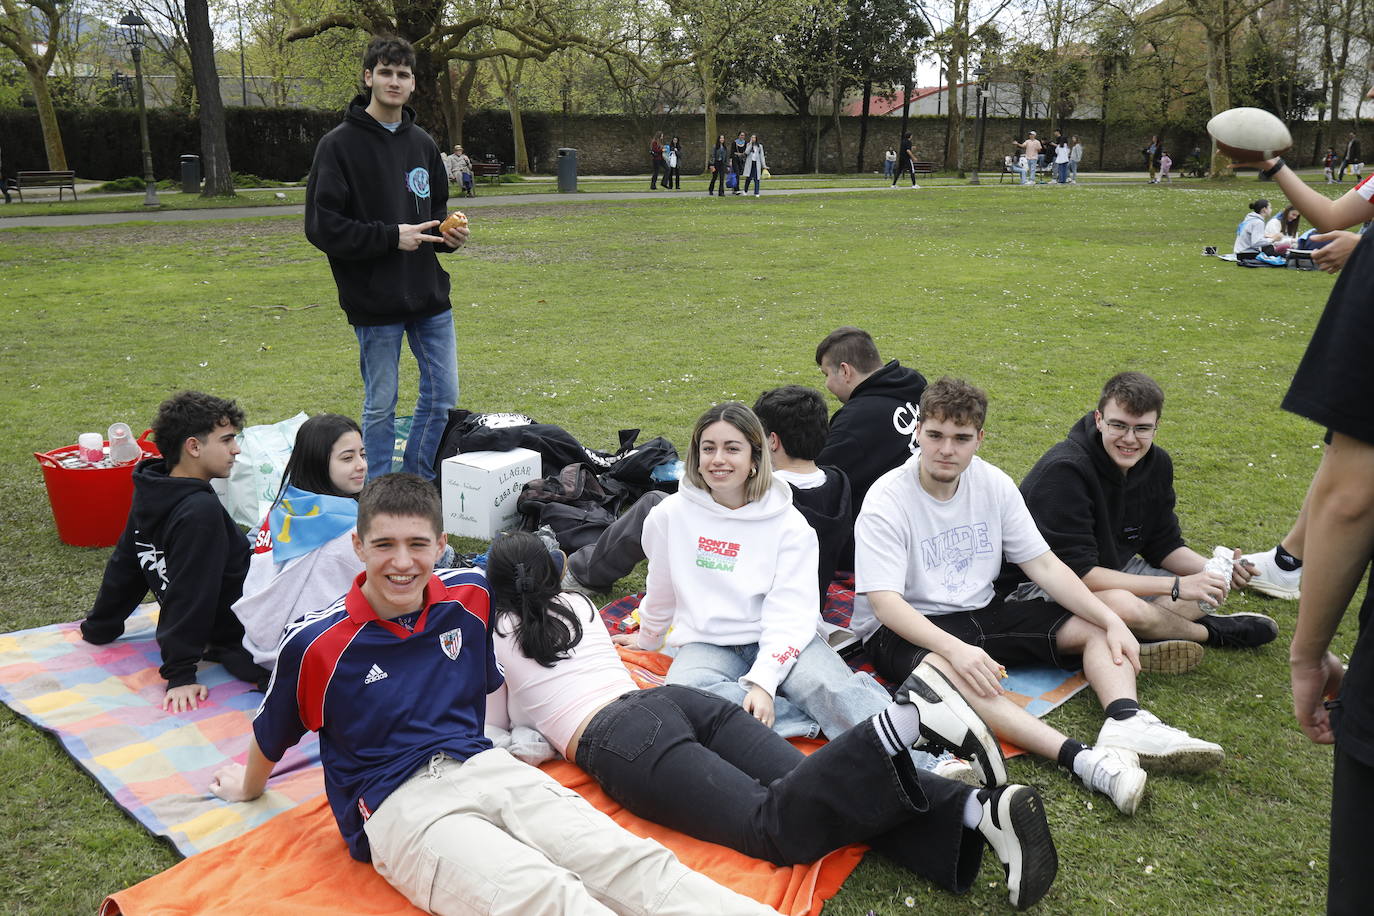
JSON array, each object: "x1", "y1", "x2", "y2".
[
  {"x1": 1324, "y1": 148, "x2": 1339, "y2": 184},
  {"x1": 1157, "y1": 150, "x2": 1173, "y2": 183}
]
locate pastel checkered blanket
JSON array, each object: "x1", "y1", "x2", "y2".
[{"x1": 0, "y1": 606, "x2": 323, "y2": 856}]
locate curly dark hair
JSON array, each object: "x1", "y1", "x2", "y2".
[
  {"x1": 151, "y1": 391, "x2": 244, "y2": 470},
  {"x1": 363, "y1": 35, "x2": 416, "y2": 73},
  {"x1": 753, "y1": 385, "x2": 829, "y2": 461},
  {"x1": 919, "y1": 377, "x2": 988, "y2": 430}
]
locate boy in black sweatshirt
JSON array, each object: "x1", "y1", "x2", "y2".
[
  {"x1": 305, "y1": 35, "x2": 469, "y2": 482},
  {"x1": 82, "y1": 391, "x2": 267, "y2": 712},
  {"x1": 1003, "y1": 372, "x2": 1276, "y2": 657}
]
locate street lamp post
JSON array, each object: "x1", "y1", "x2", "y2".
[
  {"x1": 117, "y1": 11, "x2": 159, "y2": 207},
  {"x1": 969, "y1": 65, "x2": 988, "y2": 185}
]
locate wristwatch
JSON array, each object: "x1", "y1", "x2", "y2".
[
  {"x1": 1261, "y1": 158, "x2": 1286, "y2": 179},
  {"x1": 1171, "y1": 577, "x2": 1181, "y2": 601}
]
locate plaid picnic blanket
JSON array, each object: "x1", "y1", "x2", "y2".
[
  {"x1": 600, "y1": 574, "x2": 1089, "y2": 719},
  {"x1": 0, "y1": 606, "x2": 323, "y2": 855}
]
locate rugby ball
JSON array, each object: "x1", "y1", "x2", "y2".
[{"x1": 1206, "y1": 107, "x2": 1292, "y2": 161}]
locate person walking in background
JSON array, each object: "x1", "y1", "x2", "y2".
[
  {"x1": 667, "y1": 135, "x2": 683, "y2": 189},
  {"x1": 890, "y1": 132, "x2": 919, "y2": 188},
  {"x1": 707, "y1": 134, "x2": 729, "y2": 197},
  {"x1": 1053, "y1": 137, "x2": 1071, "y2": 184},
  {"x1": 1142, "y1": 135, "x2": 1159, "y2": 183},
  {"x1": 731, "y1": 130, "x2": 748, "y2": 195},
  {"x1": 743, "y1": 133, "x2": 767, "y2": 197},
  {"x1": 1068, "y1": 136, "x2": 1083, "y2": 184},
  {"x1": 1157, "y1": 149, "x2": 1172, "y2": 184},
  {"x1": 884, "y1": 147, "x2": 897, "y2": 178},
  {"x1": 649, "y1": 132, "x2": 666, "y2": 189},
  {"x1": 1324, "y1": 147, "x2": 1339, "y2": 184},
  {"x1": 1339, "y1": 132, "x2": 1362, "y2": 182}
]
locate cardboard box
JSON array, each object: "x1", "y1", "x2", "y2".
[{"x1": 441, "y1": 448, "x2": 540, "y2": 539}]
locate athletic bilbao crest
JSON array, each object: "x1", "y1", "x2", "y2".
[{"x1": 439, "y1": 628, "x2": 463, "y2": 660}]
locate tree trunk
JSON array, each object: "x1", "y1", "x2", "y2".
[
  {"x1": 855, "y1": 79, "x2": 872, "y2": 172},
  {"x1": 898, "y1": 71, "x2": 912, "y2": 148},
  {"x1": 23, "y1": 63, "x2": 68, "y2": 170},
  {"x1": 185, "y1": 0, "x2": 235, "y2": 196},
  {"x1": 831, "y1": 73, "x2": 845, "y2": 170},
  {"x1": 443, "y1": 60, "x2": 478, "y2": 148},
  {"x1": 699, "y1": 58, "x2": 719, "y2": 171}
]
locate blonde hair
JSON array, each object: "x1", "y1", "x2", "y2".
[{"x1": 684, "y1": 402, "x2": 773, "y2": 504}]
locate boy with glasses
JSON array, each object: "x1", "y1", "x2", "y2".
[{"x1": 1004, "y1": 372, "x2": 1277, "y2": 658}]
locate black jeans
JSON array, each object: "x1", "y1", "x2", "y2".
[
  {"x1": 574, "y1": 684, "x2": 980, "y2": 890},
  {"x1": 708, "y1": 166, "x2": 727, "y2": 195},
  {"x1": 731, "y1": 155, "x2": 746, "y2": 189},
  {"x1": 650, "y1": 159, "x2": 665, "y2": 188},
  {"x1": 667, "y1": 166, "x2": 680, "y2": 188},
  {"x1": 1329, "y1": 745, "x2": 1374, "y2": 913}
]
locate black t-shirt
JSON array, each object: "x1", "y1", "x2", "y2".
[
  {"x1": 1283, "y1": 227, "x2": 1374, "y2": 766},
  {"x1": 900, "y1": 138, "x2": 913, "y2": 163}
]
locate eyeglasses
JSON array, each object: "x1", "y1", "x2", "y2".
[{"x1": 1103, "y1": 420, "x2": 1157, "y2": 438}]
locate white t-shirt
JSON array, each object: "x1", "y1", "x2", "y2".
[
  {"x1": 850, "y1": 454, "x2": 1049, "y2": 641},
  {"x1": 774, "y1": 467, "x2": 828, "y2": 489}
]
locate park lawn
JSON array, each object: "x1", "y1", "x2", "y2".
[{"x1": 0, "y1": 182, "x2": 1352, "y2": 914}]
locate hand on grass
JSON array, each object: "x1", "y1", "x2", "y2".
[
  {"x1": 398, "y1": 221, "x2": 444, "y2": 250},
  {"x1": 1310, "y1": 231, "x2": 1362, "y2": 273},
  {"x1": 943, "y1": 643, "x2": 1006, "y2": 699},
  {"x1": 1291, "y1": 650, "x2": 1344, "y2": 744},
  {"x1": 742, "y1": 685, "x2": 775, "y2": 728},
  {"x1": 209, "y1": 763, "x2": 260, "y2": 803},
  {"x1": 163, "y1": 683, "x2": 208, "y2": 713}
]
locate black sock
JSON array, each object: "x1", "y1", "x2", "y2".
[
  {"x1": 1275, "y1": 544, "x2": 1302, "y2": 571},
  {"x1": 1105, "y1": 698, "x2": 1141, "y2": 721},
  {"x1": 1057, "y1": 738, "x2": 1086, "y2": 771}
]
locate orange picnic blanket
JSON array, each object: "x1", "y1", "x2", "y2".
[{"x1": 101, "y1": 645, "x2": 863, "y2": 915}]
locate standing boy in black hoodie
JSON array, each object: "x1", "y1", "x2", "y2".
[
  {"x1": 754, "y1": 386, "x2": 852, "y2": 601},
  {"x1": 814, "y1": 327, "x2": 928, "y2": 567},
  {"x1": 305, "y1": 36, "x2": 470, "y2": 482},
  {"x1": 1004, "y1": 372, "x2": 1277, "y2": 656},
  {"x1": 82, "y1": 391, "x2": 267, "y2": 713}
]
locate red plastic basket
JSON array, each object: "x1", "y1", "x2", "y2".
[{"x1": 34, "y1": 430, "x2": 160, "y2": 547}]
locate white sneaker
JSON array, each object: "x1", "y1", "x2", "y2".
[
  {"x1": 977, "y1": 785, "x2": 1058, "y2": 910},
  {"x1": 1096, "y1": 710, "x2": 1224, "y2": 773},
  {"x1": 1241, "y1": 547, "x2": 1301, "y2": 600},
  {"x1": 1076, "y1": 747, "x2": 1147, "y2": 815},
  {"x1": 897, "y1": 661, "x2": 1008, "y2": 786}
]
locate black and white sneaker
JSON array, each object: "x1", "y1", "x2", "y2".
[
  {"x1": 1199, "y1": 612, "x2": 1279, "y2": 648},
  {"x1": 978, "y1": 784, "x2": 1058, "y2": 910},
  {"x1": 897, "y1": 661, "x2": 1007, "y2": 786}
]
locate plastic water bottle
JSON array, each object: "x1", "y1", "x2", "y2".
[
  {"x1": 1199, "y1": 545, "x2": 1235, "y2": 612},
  {"x1": 77, "y1": 432, "x2": 104, "y2": 466},
  {"x1": 108, "y1": 423, "x2": 142, "y2": 465}
]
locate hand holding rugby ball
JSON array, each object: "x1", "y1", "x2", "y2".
[
  {"x1": 440, "y1": 211, "x2": 468, "y2": 234},
  {"x1": 1206, "y1": 107, "x2": 1292, "y2": 165}
]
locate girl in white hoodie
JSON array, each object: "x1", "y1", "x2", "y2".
[{"x1": 617, "y1": 402, "x2": 903, "y2": 741}]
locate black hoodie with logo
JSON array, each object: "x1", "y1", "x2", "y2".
[
  {"x1": 305, "y1": 95, "x2": 456, "y2": 327},
  {"x1": 1011, "y1": 411, "x2": 1185, "y2": 583},
  {"x1": 83, "y1": 458, "x2": 251, "y2": 689}
]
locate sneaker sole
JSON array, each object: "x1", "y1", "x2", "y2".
[
  {"x1": 909, "y1": 662, "x2": 1008, "y2": 786},
  {"x1": 1248, "y1": 578, "x2": 1301, "y2": 601},
  {"x1": 1138, "y1": 640, "x2": 1204, "y2": 675},
  {"x1": 996, "y1": 786, "x2": 1058, "y2": 910},
  {"x1": 1128, "y1": 745, "x2": 1225, "y2": 774}
]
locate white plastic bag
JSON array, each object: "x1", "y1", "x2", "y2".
[{"x1": 211, "y1": 411, "x2": 309, "y2": 527}]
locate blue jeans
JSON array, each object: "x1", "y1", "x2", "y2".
[
  {"x1": 1055, "y1": 162, "x2": 1069, "y2": 183},
  {"x1": 354, "y1": 310, "x2": 459, "y2": 481},
  {"x1": 884, "y1": 161, "x2": 894, "y2": 177},
  {"x1": 667, "y1": 635, "x2": 896, "y2": 739},
  {"x1": 1068, "y1": 160, "x2": 1079, "y2": 181},
  {"x1": 574, "y1": 685, "x2": 980, "y2": 887}
]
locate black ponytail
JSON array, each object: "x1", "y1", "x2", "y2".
[{"x1": 487, "y1": 532, "x2": 584, "y2": 667}]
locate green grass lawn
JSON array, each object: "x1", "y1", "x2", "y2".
[{"x1": 0, "y1": 182, "x2": 1353, "y2": 914}]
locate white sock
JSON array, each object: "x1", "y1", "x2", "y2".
[
  {"x1": 962, "y1": 790, "x2": 983, "y2": 829},
  {"x1": 871, "y1": 703, "x2": 922, "y2": 756}
]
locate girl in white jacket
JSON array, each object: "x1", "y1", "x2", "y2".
[
  {"x1": 743, "y1": 135, "x2": 767, "y2": 196},
  {"x1": 617, "y1": 402, "x2": 906, "y2": 743},
  {"x1": 232, "y1": 414, "x2": 366, "y2": 668}
]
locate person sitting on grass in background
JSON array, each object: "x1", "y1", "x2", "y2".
[
  {"x1": 854, "y1": 377, "x2": 1229, "y2": 816},
  {"x1": 1234, "y1": 199, "x2": 1284, "y2": 264},
  {"x1": 82, "y1": 391, "x2": 269, "y2": 712},
  {"x1": 1265, "y1": 205, "x2": 1301, "y2": 253},
  {"x1": 1001, "y1": 372, "x2": 1277, "y2": 664},
  {"x1": 753, "y1": 385, "x2": 852, "y2": 605},
  {"x1": 231, "y1": 414, "x2": 368, "y2": 671},
  {"x1": 485, "y1": 532, "x2": 1059, "y2": 911},
  {"x1": 210, "y1": 474, "x2": 777, "y2": 916}
]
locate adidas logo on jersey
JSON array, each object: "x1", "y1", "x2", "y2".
[{"x1": 363, "y1": 664, "x2": 389, "y2": 684}]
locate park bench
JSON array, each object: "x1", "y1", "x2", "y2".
[
  {"x1": 471, "y1": 161, "x2": 505, "y2": 185},
  {"x1": 911, "y1": 161, "x2": 936, "y2": 176},
  {"x1": 15, "y1": 170, "x2": 78, "y2": 202}
]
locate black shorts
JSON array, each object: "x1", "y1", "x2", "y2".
[{"x1": 863, "y1": 596, "x2": 1080, "y2": 682}]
